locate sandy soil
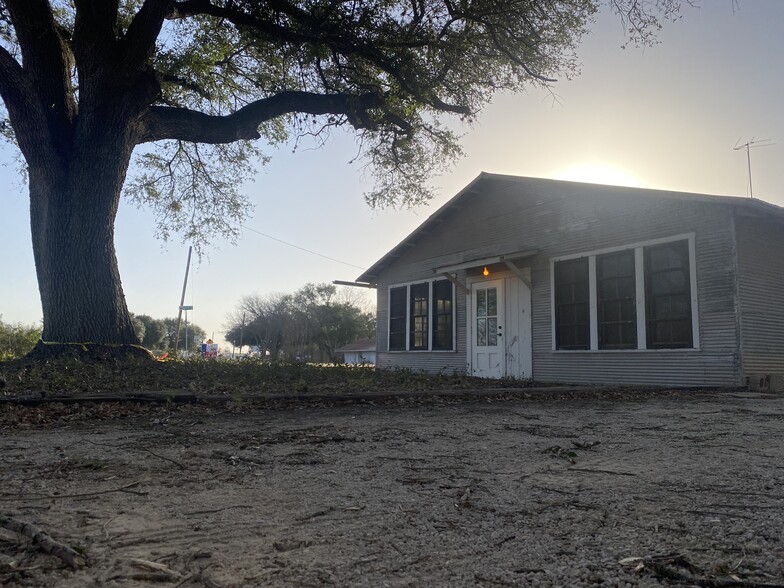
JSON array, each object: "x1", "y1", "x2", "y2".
[{"x1": 1, "y1": 390, "x2": 784, "y2": 587}]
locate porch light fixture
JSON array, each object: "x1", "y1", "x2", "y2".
[{"x1": 483, "y1": 266, "x2": 490, "y2": 277}]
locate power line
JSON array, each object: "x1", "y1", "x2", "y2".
[{"x1": 240, "y1": 224, "x2": 366, "y2": 270}]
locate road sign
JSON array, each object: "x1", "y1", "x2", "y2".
[{"x1": 179, "y1": 305, "x2": 193, "y2": 311}]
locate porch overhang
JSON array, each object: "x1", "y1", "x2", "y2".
[
  {"x1": 434, "y1": 250, "x2": 538, "y2": 293},
  {"x1": 332, "y1": 280, "x2": 376, "y2": 289},
  {"x1": 433, "y1": 250, "x2": 538, "y2": 274}
]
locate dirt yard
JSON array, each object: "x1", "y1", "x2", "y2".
[{"x1": 1, "y1": 390, "x2": 783, "y2": 587}]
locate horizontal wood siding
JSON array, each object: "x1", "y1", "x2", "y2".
[
  {"x1": 375, "y1": 179, "x2": 742, "y2": 385},
  {"x1": 735, "y1": 213, "x2": 784, "y2": 378}
]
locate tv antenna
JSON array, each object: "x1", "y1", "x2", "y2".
[{"x1": 733, "y1": 137, "x2": 774, "y2": 198}]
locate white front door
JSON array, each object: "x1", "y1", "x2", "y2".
[{"x1": 470, "y1": 279, "x2": 505, "y2": 378}]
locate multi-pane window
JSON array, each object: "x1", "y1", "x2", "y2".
[
  {"x1": 432, "y1": 280, "x2": 454, "y2": 350},
  {"x1": 388, "y1": 280, "x2": 454, "y2": 351},
  {"x1": 553, "y1": 237, "x2": 696, "y2": 351},
  {"x1": 409, "y1": 283, "x2": 429, "y2": 350},
  {"x1": 475, "y1": 286, "x2": 499, "y2": 347},
  {"x1": 644, "y1": 240, "x2": 693, "y2": 349},
  {"x1": 554, "y1": 257, "x2": 590, "y2": 350},
  {"x1": 597, "y1": 250, "x2": 637, "y2": 349},
  {"x1": 388, "y1": 287, "x2": 407, "y2": 351}
]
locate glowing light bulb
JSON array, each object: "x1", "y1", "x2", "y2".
[{"x1": 483, "y1": 267, "x2": 490, "y2": 277}]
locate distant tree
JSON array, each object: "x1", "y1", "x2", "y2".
[
  {"x1": 0, "y1": 0, "x2": 685, "y2": 348},
  {"x1": 225, "y1": 283, "x2": 374, "y2": 361},
  {"x1": 133, "y1": 314, "x2": 167, "y2": 349},
  {"x1": 312, "y1": 303, "x2": 374, "y2": 362},
  {"x1": 0, "y1": 316, "x2": 41, "y2": 360},
  {"x1": 159, "y1": 317, "x2": 207, "y2": 352},
  {"x1": 130, "y1": 314, "x2": 146, "y2": 344},
  {"x1": 292, "y1": 283, "x2": 374, "y2": 361},
  {"x1": 334, "y1": 286, "x2": 376, "y2": 317},
  {"x1": 185, "y1": 324, "x2": 208, "y2": 352},
  {"x1": 225, "y1": 293, "x2": 291, "y2": 358}
]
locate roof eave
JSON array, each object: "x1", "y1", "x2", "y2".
[
  {"x1": 355, "y1": 174, "x2": 784, "y2": 284},
  {"x1": 356, "y1": 172, "x2": 515, "y2": 283}
]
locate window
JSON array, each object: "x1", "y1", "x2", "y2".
[
  {"x1": 597, "y1": 250, "x2": 637, "y2": 349},
  {"x1": 432, "y1": 280, "x2": 454, "y2": 350},
  {"x1": 554, "y1": 257, "x2": 590, "y2": 350},
  {"x1": 389, "y1": 287, "x2": 407, "y2": 351},
  {"x1": 474, "y1": 285, "x2": 500, "y2": 347},
  {"x1": 409, "y1": 283, "x2": 429, "y2": 350},
  {"x1": 645, "y1": 240, "x2": 693, "y2": 349},
  {"x1": 552, "y1": 236, "x2": 697, "y2": 351},
  {"x1": 387, "y1": 280, "x2": 454, "y2": 351}
]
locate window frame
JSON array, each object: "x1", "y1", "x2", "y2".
[
  {"x1": 432, "y1": 279, "x2": 455, "y2": 351},
  {"x1": 386, "y1": 278, "x2": 456, "y2": 352},
  {"x1": 409, "y1": 282, "x2": 430, "y2": 351},
  {"x1": 596, "y1": 249, "x2": 637, "y2": 350},
  {"x1": 550, "y1": 234, "x2": 699, "y2": 352},
  {"x1": 644, "y1": 239, "x2": 694, "y2": 349},
  {"x1": 553, "y1": 257, "x2": 591, "y2": 350},
  {"x1": 388, "y1": 286, "x2": 407, "y2": 351}
]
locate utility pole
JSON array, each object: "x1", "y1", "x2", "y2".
[
  {"x1": 239, "y1": 313, "x2": 246, "y2": 356},
  {"x1": 174, "y1": 246, "x2": 193, "y2": 354}
]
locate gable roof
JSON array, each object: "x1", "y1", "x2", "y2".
[{"x1": 357, "y1": 173, "x2": 784, "y2": 285}]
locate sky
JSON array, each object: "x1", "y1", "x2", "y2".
[{"x1": 2, "y1": 1, "x2": 783, "y2": 348}]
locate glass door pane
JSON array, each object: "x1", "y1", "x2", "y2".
[{"x1": 476, "y1": 286, "x2": 499, "y2": 347}]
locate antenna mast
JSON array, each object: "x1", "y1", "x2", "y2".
[{"x1": 733, "y1": 137, "x2": 774, "y2": 198}]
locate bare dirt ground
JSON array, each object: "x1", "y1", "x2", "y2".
[{"x1": 2, "y1": 390, "x2": 784, "y2": 587}]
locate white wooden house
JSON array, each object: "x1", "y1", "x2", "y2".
[{"x1": 356, "y1": 174, "x2": 784, "y2": 387}]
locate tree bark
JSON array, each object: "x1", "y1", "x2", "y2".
[{"x1": 28, "y1": 127, "x2": 138, "y2": 344}]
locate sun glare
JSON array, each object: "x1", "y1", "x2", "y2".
[{"x1": 553, "y1": 164, "x2": 641, "y2": 187}]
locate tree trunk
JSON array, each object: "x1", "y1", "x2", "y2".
[{"x1": 28, "y1": 130, "x2": 138, "y2": 345}]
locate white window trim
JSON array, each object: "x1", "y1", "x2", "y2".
[
  {"x1": 386, "y1": 278, "x2": 457, "y2": 352},
  {"x1": 550, "y1": 233, "x2": 700, "y2": 352}
]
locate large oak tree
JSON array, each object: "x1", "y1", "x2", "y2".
[{"x1": 0, "y1": 0, "x2": 682, "y2": 346}]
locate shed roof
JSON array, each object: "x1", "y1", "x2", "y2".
[
  {"x1": 356, "y1": 173, "x2": 784, "y2": 284},
  {"x1": 335, "y1": 338, "x2": 376, "y2": 353}
]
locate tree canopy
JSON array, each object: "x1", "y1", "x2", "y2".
[
  {"x1": 225, "y1": 283, "x2": 375, "y2": 362},
  {"x1": 0, "y1": 0, "x2": 687, "y2": 347},
  {"x1": 132, "y1": 313, "x2": 207, "y2": 351}
]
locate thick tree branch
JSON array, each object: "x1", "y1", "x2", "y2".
[
  {"x1": 121, "y1": 0, "x2": 172, "y2": 70},
  {"x1": 169, "y1": 0, "x2": 334, "y2": 49},
  {"x1": 139, "y1": 91, "x2": 386, "y2": 144},
  {"x1": 169, "y1": 0, "x2": 469, "y2": 116},
  {"x1": 73, "y1": 1, "x2": 162, "y2": 117},
  {"x1": 73, "y1": 0, "x2": 120, "y2": 73},
  {"x1": 5, "y1": 0, "x2": 75, "y2": 129},
  {"x1": 0, "y1": 45, "x2": 33, "y2": 147},
  {"x1": 0, "y1": 43, "x2": 24, "y2": 100},
  {"x1": 0, "y1": 1, "x2": 75, "y2": 166},
  {"x1": 6, "y1": 0, "x2": 62, "y2": 71},
  {"x1": 171, "y1": 0, "x2": 429, "y2": 49}
]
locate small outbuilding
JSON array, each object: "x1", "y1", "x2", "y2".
[
  {"x1": 335, "y1": 338, "x2": 377, "y2": 365},
  {"x1": 356, "y1": 174, "x2": 784, "y2": 388}
]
